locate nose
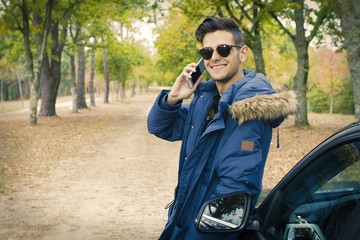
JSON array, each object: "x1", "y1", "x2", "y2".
[{"x1": 211, "y1": 49, "x2": 222, "y2": 61}]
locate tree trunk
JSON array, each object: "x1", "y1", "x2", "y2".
[
  {"x1": 0, "y1": 80, "x2": 3, "y2": 111},
  {"x1": 28, "y1": 78, "x2": 38, "y2": 125},
  {"x1": 89, "y1": 48, "x2": 96, "y2": 106},
  {"x1": 76, "y1": 46, "x2": 87, "y2": 109},
  {"x1": 251, "y1": 38, "x2": 266, "y2": 76},
  {"x1": 136, "y1": 77, "x2": 141, "y2": 95},
  {"x1": 22, "y1": 0, "x2": 53, "y2": 124},
  {"x1": 18, "y1": 79, "x2": 24, "y2": 107},
  {"x1": 70, "y1": 54, "x2": 78, "y2": 113},
  {"x1": 114, "y1": 82, "x2": 120, "y2": 101},
  {"x1": 225, "y1": 2, "x2": 267, "y2": 76},
  {"x1": 102, "y1": 47, "x2": 110, "y2": 104},
  {"x1": 248, "y1": 15, "x2": 266, "y2": 75},
  {"x1": 121, "y1": 81, "x2": 126, "y2": 99},
  {"x1": 330, "y1": 96, "x2": 333, "y2": 114},
  {"x1": 334, "y1": 0, "x2": 360, "y2": 120},
  {"x1": 39, "y1": 21, "x2": 66, "y2": 117},
  {"x1": 39, "y1": 54, "x2": 57, "y2": 116},
  {"x1": 21, "y1": 0, "x2": 37, "y2": 125},
  {"x1": 293, "y1": 0, "x2": 310, "y2": 127},
  {"x1": 131, "y1": 83, "x2": 136, "y2": 97}
]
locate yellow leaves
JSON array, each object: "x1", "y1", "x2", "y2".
[{"x1": 309, "y1": 46, "x2": 350, "y2": 96}]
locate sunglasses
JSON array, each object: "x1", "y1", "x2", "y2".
[{"x1": 198, "y1": 44, "x2": 243, "y2": 60}]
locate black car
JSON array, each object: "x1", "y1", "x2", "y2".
[{"x1": 195, "y1": 121, "x2": 360, "y2": 240}]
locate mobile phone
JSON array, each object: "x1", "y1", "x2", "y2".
[{"x1": 187, "y1": 58, "x2": 205, "y2": 88}]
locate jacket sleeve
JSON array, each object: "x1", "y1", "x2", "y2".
[
  {"x1": 147, "y1": 89, "x2": 189, "y2": 141},
  {"x1": 212, "y1": 120, "x2": 271, "y2": 208}
]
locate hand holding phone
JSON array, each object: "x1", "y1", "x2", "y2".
[
  {"x1": 187, "y1": 58, "x2": 205, "y2": 88},
  {"x1": 167, "y1": 59, "x2": 206, "y2": 105}
]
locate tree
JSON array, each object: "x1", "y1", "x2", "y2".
[
  {"x1": 68, "y1": 21, "x2": 81, "y2": 113},
  {"x1": 76, "y1": 45, "x2": 87, "y2": 108},
  {"x1": 89, "y1": 44, "x2": 96, "y2": 106},
  {"x1": 39, "y1": 15, "x2": 65, "y2": 116},
  {"x1": 0, "y1": 58, "x2": 15, "y2": 106},
  {"x1": 1, "y1": 0, "x2": 156, "y2": 122},
  {"x1": 309, "y1": 47, "x2": 350, "y2": 113},
  {"x1": 69, "y1": 52, "x2": 78, "y2": 113},
  {"x1": 154, "y1": 9, "x2": 199, "y2": 85},
  {"x1": 102, "y1": 41, "x2": 110, "y2": 103},
  {"x1": 87, "y1": 0, "x2": 151, "y2": 103},
  {"x1": 0, "y1": 19, "x2": 29, "y2": 103},
  {"x1": 66, "y1": 1, "x2": 112, "y2": 106},
  {"x1": 332, "y1": 0, "x2": 360, "y2": 120},
  {"x1": 96, "y1": 39, "x2": 148, "y2": 100},
  {"x1": 66, "y1": 0, "x2": 113, "y2": 108},
  {"x1": 262, "y1": 22, "x2": 297, "y2": 87},
  {"x1": 1, "y1": 0, "x2": 54, "y2": 124},
  {"x1": 267, "y1": 0, "x2": 332, "y2": 127}
]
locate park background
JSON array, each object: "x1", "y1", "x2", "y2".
[{"x1": 0, "y1": 0, "x2": 359, "y2": 239}]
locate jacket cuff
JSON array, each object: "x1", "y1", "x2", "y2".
[{"x1": 158, "y1": 90, "x2": 182, "y2": 111}]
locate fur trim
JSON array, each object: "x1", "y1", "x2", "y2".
[{"x1": 230, "y1": 90, "x2": 297, "y2": 124}]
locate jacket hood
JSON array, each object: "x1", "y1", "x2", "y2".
[{"x1": 230, "y1": 90, "x2": 297, "y2": 125}]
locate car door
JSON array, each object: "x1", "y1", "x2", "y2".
[{"x1": 249, "y1": 122, "x2": 360, "y2": 240}]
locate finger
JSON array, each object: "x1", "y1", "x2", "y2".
[
  {"x1": 183, "y1": 65, "x2": 196, "y2": 79},
  {"x1": 193, "y1": 75, "x2": 203, "y2": 88}
]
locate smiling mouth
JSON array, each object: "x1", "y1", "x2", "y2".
[{"x1": 211, "y1": 64, "x2": 227, "y2": 70}]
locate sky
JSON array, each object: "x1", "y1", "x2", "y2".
[{"x1": 132, "y1": 20, "x2": 158, "y2": 51}]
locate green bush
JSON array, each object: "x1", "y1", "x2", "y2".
[
  {"x1": 308, "y1": 86, "x2": 329, "y2": 113},
  {"x1": 333, "y1": 77, "x2": 354, "y2": 115},
  {"x1": 308, "y1": 77, "x2": 354, "y2": 114}
]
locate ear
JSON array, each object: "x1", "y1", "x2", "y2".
[{"x1": 240, "y1": 45, "x2": 249, "y2": 63}]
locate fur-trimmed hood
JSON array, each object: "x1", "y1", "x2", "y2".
[
  {"x1": 230, "y1": 90, "x2": 298, "y2": 125},
  {"x1": 196, "y1": 70, "x2": 298, "y2": 127}
]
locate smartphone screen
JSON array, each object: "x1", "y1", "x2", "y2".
[{"x1": 187, "y1": 58, "x2": 205, "y2": 88}]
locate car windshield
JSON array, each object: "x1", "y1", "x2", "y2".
[{"x1": 263, "y1": 140, "x2": 360, "y2": 240}]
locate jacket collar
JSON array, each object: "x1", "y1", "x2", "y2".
[
  {"x1": 230, "y1": 90, "x2": 297, "y2": 125},
  {"x1": 198, "y1": 70, "x2": 297, "y2": 125}
]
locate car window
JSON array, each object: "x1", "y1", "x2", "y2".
[
  {"x1": 263, "y1": 140, "x2": 360, "y2": 240},
  {"x1": 318, "y1": 158, "x2": 360, "y2": 193}
]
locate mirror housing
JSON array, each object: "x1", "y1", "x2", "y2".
[{"x1": 194, "y1": 192, "x2": 252, "y2": 233}]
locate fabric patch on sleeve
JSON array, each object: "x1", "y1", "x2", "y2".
[{"x1": 241, "y1": 140, "x2": 254, "y2": 152}]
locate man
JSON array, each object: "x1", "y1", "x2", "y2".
[{"x1": 147, "y1": 17, "x2": 297, "y2": 239}]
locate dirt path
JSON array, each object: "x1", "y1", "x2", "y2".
[
  {"x1": 0, "y1": 90, "x2": 356, "y2": 240},
  {"x1": 0, "y1": 91, "x2": 180, "y2": 239}
]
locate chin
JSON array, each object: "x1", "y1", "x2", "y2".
[
  {"x1": 213, "y1": 75, "x2": 231, "y2": 83},
  {"x1": 210, "y1": 73, "x2": 225, "y2": 81}
]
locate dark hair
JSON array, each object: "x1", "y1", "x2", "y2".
[{"x1": 195, "y1": 17, "x2": 244, "y2": 46}]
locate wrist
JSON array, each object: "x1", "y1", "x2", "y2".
[{"x1": 167, "y1": 92, "x2": 181, "y2": 105}]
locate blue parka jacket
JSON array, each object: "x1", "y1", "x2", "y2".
[{"x1": 147, "y1": 70, "x2": 297, "y2": 240}]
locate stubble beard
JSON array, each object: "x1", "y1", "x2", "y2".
[{"x1": 212, "y1": 64, "x2": 240, "y2": 85}]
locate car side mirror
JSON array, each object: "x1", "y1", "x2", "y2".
[{"x1": 194, "y1": 192, "x2": 252, "y2": 233}]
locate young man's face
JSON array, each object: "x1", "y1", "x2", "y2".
[{"x1": 202, "y1": 30, "x2": 248, "y2": 88}]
